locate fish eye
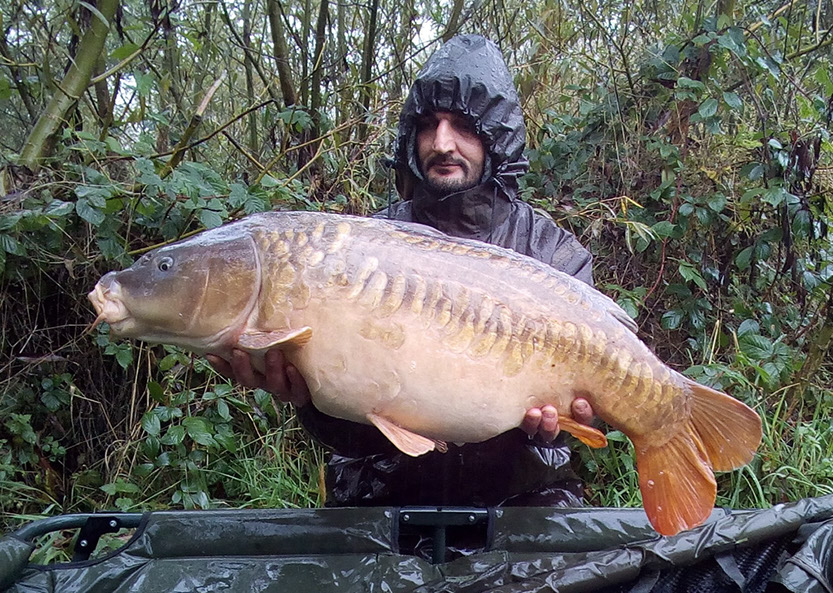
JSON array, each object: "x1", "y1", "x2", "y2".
[{"x1": 157, "y1": 256, "x2": 174, "y2": 272}]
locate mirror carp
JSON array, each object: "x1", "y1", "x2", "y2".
[{"x1": 88, "y1": 211, "x2": 762, "y2": 536}]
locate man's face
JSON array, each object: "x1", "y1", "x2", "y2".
[{"x1": 416, "y1": 111, "x2": 485, "y2": 194}]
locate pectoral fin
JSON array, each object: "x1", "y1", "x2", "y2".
[
  {"x1": 367, "y1": 412, "x2": 446, "y2": 456},
  {"x1": 558, "y1": 417, "x2": 608, "y2": 448},
  {"x1": 237, "y1": 326, "x2": 313, "y2": 351}
]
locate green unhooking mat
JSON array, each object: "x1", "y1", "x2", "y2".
[{"x1": 2, "y1": 495, "x2": 833, "y2": 592}]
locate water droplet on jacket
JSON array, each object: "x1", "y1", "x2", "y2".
[{"x1": 646, "y1": 479, "x2": 655, "y2": 488}]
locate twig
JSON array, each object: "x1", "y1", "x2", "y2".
[
  {"x1": 222, "y1": 130, "x2": 265, "y2": 172},
  {"x1": 159, "y1": 73, "x2": 226, "y2": 179}
]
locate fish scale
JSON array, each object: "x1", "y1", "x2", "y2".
[{"x1": 88, "y1": 210, "x2": 762, "y2": 536}]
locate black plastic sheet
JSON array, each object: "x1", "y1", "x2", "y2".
[{"x1": 3, "y1": 497, "x2": 833, "y2": 592}]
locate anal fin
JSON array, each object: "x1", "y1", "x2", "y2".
[
  {"x1": 237, "y1": 326, "x2": 313, "y2": 352},
  {"x1": 367, "y1": 412, "x2": 445, "y2": 457},
  {"x1": 559, "y1": 417, "x2": 607, "y2": 448}
]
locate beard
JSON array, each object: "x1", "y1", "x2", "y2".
[{"x1": 421, "y1": 155, "x2": 483, "y2": 195}]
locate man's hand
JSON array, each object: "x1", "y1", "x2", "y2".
[
  {"x1": 520, "y1": 399, "x2": 594, "y2": 442},
  {"x1": 205, "y1": 349, "x2": 311, "y2": 407}
]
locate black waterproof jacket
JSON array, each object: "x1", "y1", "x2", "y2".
[{"x1": 298, "y1": 35, "x2": 593, "y2": 508}]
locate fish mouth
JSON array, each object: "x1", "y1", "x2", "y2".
[{"x1": 87, "y1": 278, "x2": 133, "y2": 334}]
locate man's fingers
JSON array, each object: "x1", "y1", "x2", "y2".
[
  {"x1": 263, "y1": 349, "x2": 292, "y2": 400},
  {"x1": 520, "y1": 407, "x2": 542, "y2": 436},
  {"x1": 286, "y1": 364, "x2": 312, "y2": 407},
  {"x1": 230, "y1": 349, "x2": 263, "y2": 389},
  {"x1": 205, "y1": 354, "x2": 233, "y2": 378},
  {"x1": 571, "y1": 397, "x2": 594, "y2": 425},
  {"x1": 539, "y1": 405, "x2": 559, "y2": 436}
]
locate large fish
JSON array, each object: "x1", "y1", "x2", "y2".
[{"x1": 88, "y1": 211, "x2": 762, "y2": 536}]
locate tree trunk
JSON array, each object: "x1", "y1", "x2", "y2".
[
  {"x1": 18, "y1": 0, "x2": 119, "y2": 170},
  {"x1": 267, "y1": 0, "x2": 298, "y2": 106},
  {"x1": 301, "y1": 0, "x2": 311, "y2": 107},
  {"x1": 310, "y1": 0, "x2": 328, "y2": 142},
  {"x1": 358, "y1": 0, "x2": 379, "y2": 139},
  {"x1": 441, "y1": 0, "x2": 465, "y2": 42},
  {"x1": 243, "y1": 0, "x2": 259, "y2": 160}
]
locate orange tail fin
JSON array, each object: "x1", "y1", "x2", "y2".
[{"x1": 634, "y1": 378, "x2": 762, "y2": 536}]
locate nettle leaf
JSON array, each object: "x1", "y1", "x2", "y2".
[
  {"x1": 228, "y1": 183, "x2": 249, "y2": 208},
  {"x1": 661, "y1": 309, "x2": 685, "y2": 330},
  {"x1": 739, "y1": 334, "x2": 773, "y2": 360}
]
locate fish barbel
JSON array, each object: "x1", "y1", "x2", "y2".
[{"x1": 88, "y1": 211, "x2": 762, "y2": 535}]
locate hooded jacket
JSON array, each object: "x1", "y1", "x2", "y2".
[{"x1": 298, "y1": 35, "x2": 592, "y2": 508}]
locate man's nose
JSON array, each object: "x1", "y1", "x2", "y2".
[{"x1": 432, "y1": 119, "x2": 455, "y2": 153}]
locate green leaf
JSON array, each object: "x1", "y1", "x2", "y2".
[
  {"x1": 698, "y1": 98, "x2": 719, "y2": 118},
  {"x1": 141, "y1": 411, "x2": 161, "y2": 437},
  {"x1": 261, "y1": 174, "x2": 281, "y2": 188},
  {"x1": 737, "y1": 319, "x2": 760, "y2": 336},
  {"x1": 679, "y1": 261, "x2": 707, "y2": 291},
  {"x1": 651, "y1": 221, "x2": 676, "y2": 238},
  {"x1": 0, "y1": 77, "x2": 12, "y2": 101},
  {"x1": 739, "y1": 334, "x2": 773, "y2": 360},
  {"x1": 217, "y1": 399, "x2": 231, "y2": 420},
  {"x1": 706, "y1": 194, "x2": 727, "y2": 213},
  {"x1": 183, "y1": 417, "x2": 216, "y2": 447},
  {"x1": 161, "y1": 425, "x2": 186, "y2": 445},
  {"x1": 661, "y1": 309, "x2": 685, "y2": 330},
  {"x1": 723, "y1": 91, "x2": 742, "y2": 110},
  {"x1": 735, "y1": 246, "x2": 754, "y2": 270},
  {"x1": 761, "y1": 187, "x2": 787, "y2": 207},
  {"x1": 111, "y1": 42, "x2": 140, "y2": 60},
  {"x1": 115, "y1": 344, "x2": 133, "y2": 369},
  {"x1": 198, "y1": 209, "x2": 224, "y2": 229},
  {"x1": 76, "y1": 198, "x2": 106, "y2": 226},
  {"x1": 148, "y1": 381, "x2": 165, "y2": 403},
  {"x1": 0, "y1": 234, "x2": 25, "y2": 256},
  {"x1": 677, "y1": 77, "x2": 706, "y2": 91}
]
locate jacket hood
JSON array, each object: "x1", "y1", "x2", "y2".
[
  {"x1": 393, "y1": 35, "x2": 529, "y2": 239},
  {"x1": 395, "y1": 35, "x2": 528, "y2": 192}
]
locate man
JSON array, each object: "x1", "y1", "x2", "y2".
[{"x1": 209, "y1": 35, "x2": 595, "y2": 507}]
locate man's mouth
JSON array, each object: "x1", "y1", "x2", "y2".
[{"x1": 427, "y1": 157, "x2": 467, "y2": 175}]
